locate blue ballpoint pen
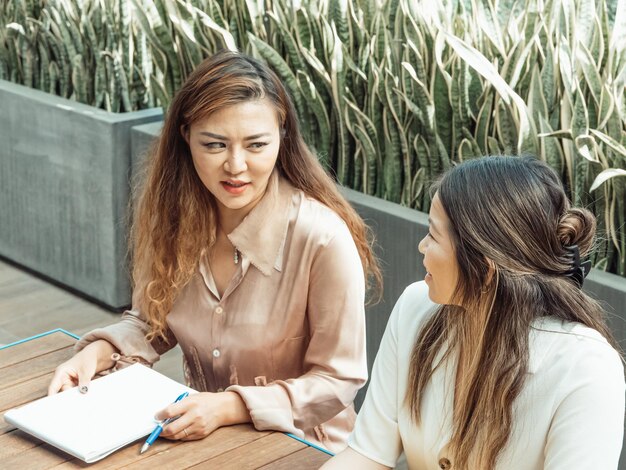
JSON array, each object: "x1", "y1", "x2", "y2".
[{"x1": 140, "y1": 391, "x2": 189, "y2": 454}]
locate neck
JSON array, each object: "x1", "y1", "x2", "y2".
[
  {"x1": 217, "y1": 211, "x2": 245, "y2": 235},
  {"x1": 216, "y1": 191, "x2": 267, "y2": 234}
]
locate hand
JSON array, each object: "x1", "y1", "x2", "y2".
[
  {"x1": 47, "y1": 352, "x2": 97, "y2": 396},
  {"x1": 47, "y1": 340, "x2": 117, "y2": 395},
  {"x1": 157, "y1": 391, "x2": 250, "y2": 441}
]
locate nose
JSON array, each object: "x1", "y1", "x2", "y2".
[
  {"x1": 418, "y1": 234, "x2": 428, "y2": 254},
  {"x1": 224, "y1": 148, "x2": 247, "y2": 174}
]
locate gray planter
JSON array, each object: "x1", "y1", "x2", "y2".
[{"x1": 0, "y1": 80, "x2": 163, "y2": 309}]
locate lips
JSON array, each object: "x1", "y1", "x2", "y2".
[{"x1": 221, "y1": 180, "x2": 250, "y2": 194}]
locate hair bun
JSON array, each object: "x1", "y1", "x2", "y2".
[{"x1": 557, "y1": 208, "x2": 596, "y2": 253}]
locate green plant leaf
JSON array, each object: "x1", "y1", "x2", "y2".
[
  {"x1": 590, "y1": 168, "x2": 626, "y2": 191},
  {"x1": 443, "y1": 30, "x2": 536, "y2": 154},
  {"x1": 590, "y1": 129, "x2": 626, "y2": 157}
]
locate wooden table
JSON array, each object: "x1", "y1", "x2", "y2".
[{"x1": 0, "y1": 330, "x2": 332, "y2": 469}]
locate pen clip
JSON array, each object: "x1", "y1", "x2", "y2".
[{"x1": 174, "y1": 392, "x2": 189, "y2": 402}]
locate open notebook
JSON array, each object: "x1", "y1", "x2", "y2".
[{"x1": 4, "y1": 363, "x2": 196, "y2": 463}]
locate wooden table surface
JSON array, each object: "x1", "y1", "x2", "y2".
[{"x1": 0, "y1": 330, "x2": 331, "y2": 469}]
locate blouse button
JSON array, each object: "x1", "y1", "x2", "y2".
[
  {"x1": 212, "y1": 349, "x2": 221, "y2": 358},
  {"x1": 111, "y1": 353, "x2": 121, "y2": 361},
  {"x1": 215, "y1": 306, "x2": 223, "y2": 315},
  {"x1": 439, "y1": 457, "x2": 451, "y2": 469}
]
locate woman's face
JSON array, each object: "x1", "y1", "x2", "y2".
[
  {"x1": 418, "y1": 193, "x2": 460, "y2": 305},
  {"x1": 186, "y1": 99, "x2": 281, "y2": 223}
]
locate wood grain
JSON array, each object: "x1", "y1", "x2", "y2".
[
  {"x1": 257, "y1": 446, "x2": 332, "y2": 469},
  {"x1": 122, "y1": 425, "x2": 274, "y2": 469},
  {"x1": 0, "y1": 429, "x2": 41, "y2": 460},
  {"x1": 0, "y1": 330, "x2": 332, "y2": 468},
  {"x1": 0, "y1": 419, "x2": 16, "y2": 436},
  {"x1": 0, "y1": 347, "x2": 73, "y2": 390},
  {"x1": 185, "y1": 432, "x2": 305, "y2": 469},
  {"x1": 1, "y1": 441, "x2": 69, "y2": 469},
  {"x1": 0, "y1": 332, "x2": 74, "y2": 369},
  {"x1": 0, "y1": 373, "x2": 54, "y2": 413}
]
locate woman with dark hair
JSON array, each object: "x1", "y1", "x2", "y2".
[
  {"x1": 324, "y1": 156, "x2": 624, "y2": 468},
  {"x1": 48, "y1": 50, "x2": 381, "y2": 453}
]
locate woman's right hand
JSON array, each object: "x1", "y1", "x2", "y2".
[{"x1": 47, "y1": 340, "x2": 117, "y2": 395}]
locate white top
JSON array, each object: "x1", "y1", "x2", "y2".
[{"x1": 349, "y1": 282, "x2": 625, "y2": 469}]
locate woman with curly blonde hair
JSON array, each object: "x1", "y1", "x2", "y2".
[{"x1": 48, "y1": 50, "x2": 381, "y2": 453}]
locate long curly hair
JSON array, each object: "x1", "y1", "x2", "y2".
[
  {"x1": 131, "y1": 50, "x2": 381, "y2": 341},
  {"x1": 405, "y1": 156, "x2": 621, "y2": 468}
]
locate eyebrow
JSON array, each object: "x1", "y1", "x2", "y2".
[
  {"x1": 198, "y1": 131, "x2": 272, "y2": 141},
  {"x1": 428, "y1": 217, "x2": 440, "y2": 234}
]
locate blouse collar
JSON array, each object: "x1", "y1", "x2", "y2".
[{"x1": 227, "y1": 171, "x2": 297, "y2": 276}]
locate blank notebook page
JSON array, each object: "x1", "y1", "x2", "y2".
[{"x1": 4, "y1": 363, "x2": 196, "y2": 463}]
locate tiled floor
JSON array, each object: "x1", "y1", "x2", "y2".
[{"x1": 0, "y1": 258, "x2": 184, "y2": 383}]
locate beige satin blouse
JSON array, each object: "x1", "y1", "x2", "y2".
[{"x1": 76, "y1": 173, "x2": 367, "y2": 452}]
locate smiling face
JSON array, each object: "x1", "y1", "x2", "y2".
[
  {"x1": 418, "y1": 193, "x2": 460, "y2": 305},
  {"x1": 186, "y1": 99, "x2": 281, "y2": 225}
]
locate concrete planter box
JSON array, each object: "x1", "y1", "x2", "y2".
[{"x1": 0, "y1": 80, "x2": 163, "y2": 309}]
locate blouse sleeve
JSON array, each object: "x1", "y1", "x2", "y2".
[
  {"x1": 544, "y1": 339, "x2": 625, "y2": 469},
  {"x1": 74, "y1": 283, "x2": 177, "y2": 367},
  {"x1": 347, "y1": 287, "x2": 406, "y2": 468},
  {"x1": 227, "y1": 222, "x2": 367, "y2": 437}
]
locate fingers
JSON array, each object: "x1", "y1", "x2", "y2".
[
  {"x1": 161, "y1": 420, "x2": 195, "y2": 440},
  {"x1": 161, "y1": 426, "x2": 190, "y2": 440},
  {"x1": 158, "y1": 403, "x2": 196, "y2": 439},
  {"x1": 48, "y1": 375, "x2": 71, "y2": 396},
  {"x1": 156, "y1": 394, "x2": 218, "y2": 441},
  {"x1": 155, "y1": 401, "x2": 188, "y2": 422},
  {"x1": 48, "y1": 366, "x2": 77, "y2": 396},
  {"x1": 47, "y1": 360, "x2": 95, "y2": 396},
  {"x1": 60, "y1": 382, "x2": 76, "y2": 392},
  {"x1": 47, "y1": 375, "x2": 64, "y2": 396}
]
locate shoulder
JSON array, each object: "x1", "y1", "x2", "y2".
[
  {"x1": 530, "y1": 317, "x2": 621, "y2": 360},
  {"x1": 292, "y1": 192, "x2": 351, "y2": 245},
  {"x1": 389, "y1": 282, "x2": 439, "y2": 343},
  {"x1": 529, "y1": 317, "x2": 624, "y2": 381}
]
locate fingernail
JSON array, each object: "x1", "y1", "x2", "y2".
[{"x1": 79, "y1": 385, "x2": 89, "y2": 394}]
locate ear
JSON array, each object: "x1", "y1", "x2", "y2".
[
  {"x1": 484, "y1": 257, "x2": 496, "y2": 286},
  {"x1": 180, "y1": 124, "x2": 190, "y2": 144}
]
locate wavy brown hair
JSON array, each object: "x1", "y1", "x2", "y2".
[
  {"x1": 406, "y1": 156, "x2": 621, "y2": 468},
  {"x1": 131, "y1": 50, "x2": 381, "y2": 341}
]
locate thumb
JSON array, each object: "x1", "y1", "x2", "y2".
[
  {"x1": 154, "y1": 406, "x2": 171, "y2": 421},
  {"x1": 76, "y1": 367, "x2": 94, "y2": 394},
  {"x1": 155, "y1": 401, "x2": 184, "y2": 421}
]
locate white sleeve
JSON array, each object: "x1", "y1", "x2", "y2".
[
  {"x1": 348, "y1": 290, "x2": 408, "y2": 468},
  {"x1": 544, "y1": 339, "x2": 625, "y2": 469}
]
